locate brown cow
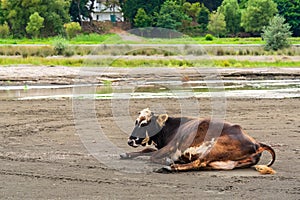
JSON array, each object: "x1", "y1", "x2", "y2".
[{"x1": 120, "y1": 108, "x2": 276, "y2": 174}]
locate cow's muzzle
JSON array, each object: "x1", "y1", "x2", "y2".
[{"x1": 127, "y1": 138, "x2": 139, "y2": 148}]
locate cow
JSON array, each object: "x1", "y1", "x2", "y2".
[{"x1": 120, "y1": 108, "x2": 276, "y2": 174}]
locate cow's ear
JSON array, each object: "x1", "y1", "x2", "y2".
[{"x1": 157, "y1": 114, "x2": 168, "y2": 127}]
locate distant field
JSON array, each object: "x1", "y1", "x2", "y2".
[
  {"x1": 0, "y1": 33, "x2": 300, "y2": 45},
  {"x1": 1, "y1": 33, "x2": 299, "y2": 68}
]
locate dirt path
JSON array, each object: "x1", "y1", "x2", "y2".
[{"x1": 0, "y1": 97, "x2": 299, "y2": 199}]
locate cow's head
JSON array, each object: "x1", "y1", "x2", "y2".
[{"x1": 128, "y1": 108, "x2": 168, "y2": 147}]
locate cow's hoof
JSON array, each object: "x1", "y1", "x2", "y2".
[
  {"x1": 120, "y1": 153, "x2": 131, "y2": 159},
  {"x1": 154, "y1": 166, "x2": 173, "y2": 173},
  {"x1": 164, "y1": 157, "x2": 173, "y2": 165}
]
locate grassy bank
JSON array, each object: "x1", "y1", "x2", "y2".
[
  {"x1": 0, "y1": 34, "x2": 114, "y2": 45},
  {"x1": 1, "y1": 33, "x2": 300, "y2": 45},
  {"x1": 1, "y1": 56, "x2": 299, "y2": 68},
  {"x1": 1, "y1": 44, "x2": 300, "y2": 57}
]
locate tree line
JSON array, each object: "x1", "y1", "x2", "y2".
[
  {"x1": 0, "y1": 0, "x2": 299, "y2": 38},
  {"x1": 128, "y1": 0, "x2": 299, "y2": 37}
]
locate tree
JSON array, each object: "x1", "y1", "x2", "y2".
[
  {"x1": 87, "y1": 0, "x2": 96, "y2": 23},
  {"x1": 26, "y1": 12, "x2": 44, "y2": 38},
  {"x1": 121, "y1": 0, "x2": 164, "y2": 24},
  {"x1": 69, "y1": 0, "x2": 89, "y2": 24},
  {"x1": 218, "y1": 0, "x2": 241, "y2": 34},
  {"x1": 155, "y1": 0, "x2": 191, "y2": 30},
  {"x1": 241, "y1": 0, "x2": 278, "y2": 34},
  {"x1": 183, "y1": 2, "x2": 201, "y2": 22},
  {"x1": 197, "y1": 4, "x2": 210, "y2": 30},
  {"x1": 0, "y1": 1, "x2": 4, "y2": 24},
  {"x1": 274, "y1": 0, "x2": 300, "y2": 36},
  {"x1": 262, "y1": 15, "x2": 292, "y2": 50},
  {"x1": 134, "y1": 8, "x2": 152, "y2": 27},
  {"x1": 238, "y1": 0, "x2": 248, "y2": 9},
  {"x1": 207, "y1": 11, "x2": 226, "y2": 37},
  {"x1": 1, "y1": 0, "x2": 70, "y2": 38},
  {"x1": 186, "y1": 0, "x2": 223, "y2": 11}
]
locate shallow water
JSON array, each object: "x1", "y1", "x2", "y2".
[{"x1": 0, "y1": 79, "x2": 299, "y2": 100}]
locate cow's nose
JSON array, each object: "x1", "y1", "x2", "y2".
[{"x1": 128, "y1": 140, "x2": 134, "y2": 146}]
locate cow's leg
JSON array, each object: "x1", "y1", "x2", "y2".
[
  {"x1": 162, "y1": 159, "x2": 207, "y2": 172},
  {"x1": 120, "y1": 148, "x2": 157, "y2": 159},
  {"x1": 235, "y1": 154, "x2": 261, "y2": 168},
  {"x1": 208, "y1": 155, "x2": 259, "y2": 170}
]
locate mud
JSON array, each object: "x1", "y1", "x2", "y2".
[
  {"x1": 0, "y1": 97, "x2": 299, "y2": 199},
  {"x1": 1, "y1": 66, "x2": 300, "y2": 86}
]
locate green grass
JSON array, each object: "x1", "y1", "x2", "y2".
[
  {"x1": 213, "y1": 59, "x2": 300, "y2": 68},
  {"x1": 0, "y1": 34, "x2": 116, "y2": 45},
  {"x1": 0, "y1": 57, "x2": 85, "y2": 66},
  {"x1": 1, "y1": 33, "x2": 299, "y2": 45},
  {"x1": 1, "y1": 56, "x2": 299, "y2": 68},
  {"x1": 69, "y1": 33, "x2": 116, "y2": 44}
]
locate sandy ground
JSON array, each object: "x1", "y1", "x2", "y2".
[
  {"x1": 1, "y1": 65, "x2": 300, "y2": 86},
  {"x1": 0, "y1": 96, "x2": 299, "y2": 199}
]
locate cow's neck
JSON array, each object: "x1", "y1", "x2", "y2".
[{"x1": 152, "y1": 117, "x2": 191, "y2": 149}]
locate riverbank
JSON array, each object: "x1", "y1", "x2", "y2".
[{"x1": 1, "y1": 65, "x2": 300, "y2": 86}]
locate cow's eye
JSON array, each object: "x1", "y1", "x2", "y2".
[
  {"x1": 135, "y1": 120, "x2": 138, "y2": 125},
  {"x1": 140, "y1": 122, "x2": 147, "y2": 127}
]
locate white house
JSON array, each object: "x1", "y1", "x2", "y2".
[{"x1": 87, "y1": 1, "x2": 124, "y2": 22}]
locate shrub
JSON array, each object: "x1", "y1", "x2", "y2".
[
  {"x1": 64, "y1": 22, "x2": 82, "y2": 39},
  {"x1": 205, "y1": 34, "x2": 213, "y2": 41},
  {"x1": 0, "y1": 22, "x2": 10, "y2": 38},
  {"x1": 64, "y1": 48, "x2": 75, "y2": 57},
  {"x1": 216, "y1": 49, "x2": 224, "y2": 55},
  {"x1": 53, "y1": 37, "x2": 68, "y2": 55},
  {"x1": 262, "y1": 15, "x2": 292, "y2": 51}
]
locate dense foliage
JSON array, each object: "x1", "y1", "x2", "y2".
[
  {"x1": 134, "y1": 8, "x2": 152, "y2": 27},
  {"x1": 218, "y1": 0, "x2": 241, "y2": 34},
  {"x1": 155, "y1": 0, "x2": 191, "y2": 30},
  {"x1": 26, "y1": 12, "x2": 44, "y2": 38},
  {"x1": 241, "y1": 0, "x2": 278, "y2": 34},
  {"x1": 0, "y1": 0, "x2": 70, "y2": 37},
  {"x1": 121, "y1": 0, "x2": 164, "y2": 24},
  {"x1": 69, "y1": 0, "x2": 89, "y2": 24},
  {"x1": 274, "y1": 0, "x2": 300, "y2": 36},
  {"x1": 207, "y1": 11, "x2": 226, "y2": 37},
  {"x1": 0, "y1": 0, "x2": 299, "y2": 38}
]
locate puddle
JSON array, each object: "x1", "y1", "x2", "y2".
[{"x1": 0, "y1": 79, "x2": 299, "y2": 100}]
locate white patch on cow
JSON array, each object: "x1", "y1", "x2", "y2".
[
  {"x1": 140, "y1": 120, "x2": 148, "y2": 126},
  {"x1": 209, "y1": 160, "x2": 237, "y2": 170},
  {"x1": 137, "y1": 108, "x2": 152, "y2": 124},
  {"x1": 183, "y1": 138, "x2": 216, "y2": 160}
]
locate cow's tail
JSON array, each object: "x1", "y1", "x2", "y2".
[
  {"x1": 257, "y1": 142, "x2": 276, "y2": 167},
  {"x1": 253, "y1": 142, "x2": 276, "y2": 175}
]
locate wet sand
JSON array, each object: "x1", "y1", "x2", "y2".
[{"x1": 0, "y1": 97, "x2": 299, "y2": 199}]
